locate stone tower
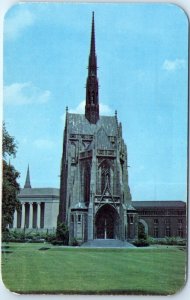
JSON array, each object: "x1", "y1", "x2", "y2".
[{"x1": 58, "y1": 13, "x2": 137, "y2": 244}]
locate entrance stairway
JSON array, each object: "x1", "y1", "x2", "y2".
[{"x1": 81, "y1": 239, "x2": 136, "y2": 248}]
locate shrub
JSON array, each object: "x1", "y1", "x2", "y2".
[
  {"x1": 51, "y1": 239, "x2": 65, "y2": 246},
  {"x1": 56, "y1": 222, "x2": 69, "y2": 245},
  {"x1": 45, "y1": 233, "x2": 56, "y2": 243},
  {"x1": 2, "y1": 230, "x2": 57, "y2": 243},
  {"x1": 147, "y1": 237, "x2": 186, "y2": 246},
  {"x1": 70, "y1": 238, "x2": 79, "y2": 246},
  {"x1": 133, "y1": 239, "x2": 150, "y2": 247},
  {"x1": 138, "y1": 223, "x2": 147, "y2": 240}
]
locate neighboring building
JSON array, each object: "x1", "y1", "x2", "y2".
[
  {"x1": 12, "y1": 166, "x2": 59, "y2": 233},
  {"x1": 133, "y1": 201, "x2": 186, "y2": 239},
  {"x1": 58, "y1": 13, "x2": 136, "y2": 243}
]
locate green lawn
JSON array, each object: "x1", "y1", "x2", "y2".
[{"x1": 1, "y1": 243, "x2": 187, "y2": 295}]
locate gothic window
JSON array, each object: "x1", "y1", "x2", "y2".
[
  {"x1": 129, "y1": 215, "x2": 134, "y2": 224},
  {"x1": 71, "y1": 142, "x2": 76, "y2": 158},
  {"x1": 101, "y1": 162, "x2": 110, "y2": 193},
  {"x1": 84, "y1": 163, "x2": 91, "y2": 207},
  {"x1": 91, "y1": 91, "x2": 95, "y2": 103}
]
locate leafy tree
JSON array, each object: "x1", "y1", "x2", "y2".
[
  {"x1": 3, "y1": 123, "x2": 17, "y2": 158},
  {"x1": 56, "y1": 221, "x2": 69, "y2": 245},
  {"x1": 2, "y1": 123, "x2": 21, "y2": 232}
]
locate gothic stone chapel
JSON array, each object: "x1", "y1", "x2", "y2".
[{"x1": 58, "y1": 13, "x2": 137, "y2": 244}]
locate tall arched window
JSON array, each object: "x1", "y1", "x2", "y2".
[
  {"x1": 84, "y1": 163, "x2": 91, "y2": 206},
  {"x1": 101, "y1": 161, "x2": 110, "y2": 194}
]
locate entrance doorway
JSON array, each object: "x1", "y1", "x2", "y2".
[{"x1": 95, "y1": 204, "x2": 119, "y2": 239}]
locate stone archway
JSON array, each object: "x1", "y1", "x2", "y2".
[{"x1": 95, "y1": 204, "x2": 120, "y2": 239}]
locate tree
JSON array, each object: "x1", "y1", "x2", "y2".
[
  {"x1": 56, "y1": 221, "x2": 69, "y2": 245},
  {"x1": 2, "y1": 123, "x2": 21, "y2": 232}
]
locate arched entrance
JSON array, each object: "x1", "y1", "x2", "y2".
[{"x1": 95, "y1": 204, "x2": 120, "y2": 239}]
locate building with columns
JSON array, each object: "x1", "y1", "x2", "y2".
[{"x1": 12, "y1": 166, "x2": 59, "y2": 232}]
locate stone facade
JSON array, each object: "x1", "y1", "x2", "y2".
[{"x1": 58, "y1": 13, "x2": 137, "y2": 243}]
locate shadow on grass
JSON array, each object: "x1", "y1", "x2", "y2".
[{"x1": 15, "y1": 289, "x2": 179, "y2": 296}]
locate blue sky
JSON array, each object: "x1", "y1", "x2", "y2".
[{"x1": 3, "y1": 3, "x2": 188, "y2": 201}]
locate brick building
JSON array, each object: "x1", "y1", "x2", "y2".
[{"x1": 133, "y1": 201, "x2": 186, "y2": 238}]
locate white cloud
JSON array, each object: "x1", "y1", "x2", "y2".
[
  {"x1": 4, "y1": 82, "x2": 51, "y2": 105},
  {"x1": 61, "y1": 100, "x2": 114, "y2": 123},
  {"x1": 100, "y1": 103, "x2": 113, "y2": 115},
  {"x1": 33, "y1": 139, "x2": 54, "y2": 150},
  {"x1": 69, "y1": 100, "x2": 113, "y2": 115},
  {"x1": 4, "y1": 8, "x2": 35, "y2": 40},
  {"x1": 162, "y1": 59, "x2": 186, "y2": 71},
  {"x1": 70, "y1": 100, "x2": 85, "y2": 114}
]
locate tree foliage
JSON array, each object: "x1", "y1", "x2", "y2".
[
  {"x1": 56, "y1": 221, "x2": 69, "y2": 245},
  {"x1": 2, "y1": 123, "x2": 20, "y2": 232},
  {"x1": 138, "y1": 222, "x2": 147, "y2": 240},
  {"x1": 3, "y1": 122, "x2": 17, "y2": 158}
]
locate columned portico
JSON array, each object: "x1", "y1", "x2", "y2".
[{"x1": 14, "y1": 201, "x2": 45, "y2": 230}]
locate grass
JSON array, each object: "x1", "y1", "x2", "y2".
[{"x1": 1, "y1": 242, "x2": 187, "y2": 295}]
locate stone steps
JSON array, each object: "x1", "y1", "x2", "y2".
[{"x1": 81, "y1": 239, "x2": 136, "y2": 248}]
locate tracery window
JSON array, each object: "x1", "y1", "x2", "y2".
[{"x1": 101, "y1": 161, "x2": 110, "y2": 193}]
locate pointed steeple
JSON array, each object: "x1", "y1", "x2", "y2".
[
  {"x1": 24, "y1": 165, "x2": 31, "y2": 188},
  {"x1": 89, "y1": 11, "x2": 96, "y2": 71},
  {"x1": 85, "y1": 12, "x2": 99, "y2": 124}
]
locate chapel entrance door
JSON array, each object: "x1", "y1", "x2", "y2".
[{"x1": 95, "y1": 204, "x2": 119, "y2": 239}]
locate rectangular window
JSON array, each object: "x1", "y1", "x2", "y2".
[
  {"x1": 129, "y1": 215, "x2": 134, "y2": 224},
  {"x1": 154, "y1": 219, "x2": 158, "y2": 224},
  {"x1": 178, "y1": 228, "x2": 183, "y2": 238},
  {"x1": 165, "y1": 227, "x2": 171, "y2": 237},
  {"x1": 154, "y1": 227, "x2": 159, "y2": 238},
  {"x1": 71, "y1": 215, "x2": 74, "y2": 223},
  {"x1": 178, "y1": 219, "x2": 183, "y2": 224},
  {"x1": 165, "y1": 219, "x2": 170, "y2": 224},
  {"x1": 78, "y1": 215, "x2": 81, "y2": 223}
]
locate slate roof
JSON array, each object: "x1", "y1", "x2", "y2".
[
  {"x1": 19, "y1": 188, "x2": 59, "y2": 198},
  {"x1": 133, "y1": 201, "x2": 186, "y2": 209},
  {"x1": 67, "y1": 113, "x2": 118, "y2": 136}
]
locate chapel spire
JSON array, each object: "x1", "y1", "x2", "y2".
[
  {"x1": 24, "y1": 165, "x2": 31, "y2": 188},
  {"x1": 85, "y1": 12, "x2": 99, "y2": 124}
]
